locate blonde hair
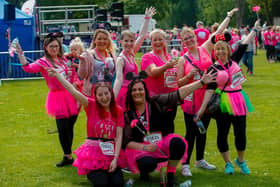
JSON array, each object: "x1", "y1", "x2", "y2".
[
  {"x1": 214, "y1": 41, "x2": 231, "y2": 60},
  {"x1": 90, "y1": 29, "x2": 115, "y2": 55},
  {"x1": 180, "y1": 27, "x2": 195, "y2": 39},
  {"x1": 120, "y1": 30, "x2": 135, "y2": 40},
  {"x1": 69, "y1": 37, "x2": 85, "y2": 52},
  {"x1": 149, "y1": 29, "x2": 167, "y2": 40}
]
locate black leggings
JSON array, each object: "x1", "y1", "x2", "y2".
[
  {"x1": 56, "y1": 115, "x2": 78, "y2": 155},
  {"x1": 136, "y1": 137, "x2": 186, "y2": 174},
  {"x1": 87, "y1": 167, "x2": 124, "y2": 187},
  {"x1": 216, "y1": 113, "x2": 246, "y2": 153},
  {"x1": 183, "y1": 113, "x2": 211, "y2": 164}
]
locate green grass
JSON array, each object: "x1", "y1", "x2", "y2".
[{"x1": 0, "y1": 50, "x2": 280, "y2": 186}]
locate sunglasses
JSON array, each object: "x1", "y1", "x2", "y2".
[{"x1": 46, "y1": 32, "x2": 64, "y2": 39}]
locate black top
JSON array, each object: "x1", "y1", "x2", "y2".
[{"x1": 123, "y1": 91, "x2": 182, "y2": 148}]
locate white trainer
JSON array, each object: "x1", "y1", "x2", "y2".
[
  {"x1": 195, "y1": 159, "x2": 216, "y2": 170},
  {"x1": 181, "y1": 164, "x2": 192, "y2": 177}
]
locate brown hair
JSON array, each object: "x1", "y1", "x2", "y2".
[
  {"x1": 120, "y1": 30, "x2": 135, "y2": 40},
  {"x1": 43, "y1": 37, "x2": 63, "y2": 59}
]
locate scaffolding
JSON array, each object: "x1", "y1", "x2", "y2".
[{"x1": 36, "y1": 5, "x2": 98, "y2": 39}]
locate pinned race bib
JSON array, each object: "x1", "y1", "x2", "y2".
[
  {"x1": 184, "y1": 92, "x2": 193, "y2": 102},
  {"x1": 164, "y1": 68, "x2": 177, "y2": 88},
  {"x1": 230, "y1": 70, "x2": 246, "y2": 88},
  {"x1": 143, "y1": 132, "x2": 162, "y2": 144},
  {"x1": 99, "y1": 142, "x2": 115, "y2": 156}
]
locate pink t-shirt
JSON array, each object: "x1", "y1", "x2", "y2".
[
  {"x1": 194, "y1": 28, "x2": 210, "y2": 46},
  {"x1": 181, "y1": 47, "x2": 212, "y2": 114},
  {"x1": 141, "y1": 52, "x2": 178, "y2": 96},
  {"x1": 85, "y1": 99, "x2": 124, "y2": 139},
  {"x1": 263, "y1": 31, "x2": 273, "y2": 46}
]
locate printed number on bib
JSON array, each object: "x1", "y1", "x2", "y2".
[
  {"x1": 143, "y1": 132, "x2": 162, "y2": 144},
  {"x1": 230, "y1": 70, "x2": 246, "y2": 88},
  {"x1": 99, "y1": 142, "x2": 115, "y2": 156}
]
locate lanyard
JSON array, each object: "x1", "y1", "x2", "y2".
[
  {"x1": 121, "y1": 51, "x2": 136, "y2": 65},
  {"x1": 135, "y1": 102, "x2": 150, "y2": 134},
  {"x1": 94, "y1": 49, "x2": 109, "y2": 68},
  {"x1": 218, "y1": 59, "x2": 232, "y2": 83},
  {"x1": 53, "y1": 57, "x2": 69, "y2": 76}
]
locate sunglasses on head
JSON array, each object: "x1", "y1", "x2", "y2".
[{"x1": 46, "y1": 32, "x2": 64, "y2": 39}]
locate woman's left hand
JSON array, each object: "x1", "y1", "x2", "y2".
[
  {"x1": 201, "y1": 70, "x2": 217, "y2": 85},
  {"x1": 108, "y1": 158, "x2": 117, "y2": 172}
]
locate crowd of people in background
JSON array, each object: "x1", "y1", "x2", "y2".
[{"x1": 14, "y1": 5, "x2": 278, "y2": 187}]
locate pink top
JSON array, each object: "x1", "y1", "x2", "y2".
[
  {"x1": 275, "y1": 32, "x2": 280, "y2": 44},
  {"x1": 141, "y1": 52, "x2": 177, "y2": 96},
  {"x1": 194, "y1": 28, "x2": 210, "y2": 46},
  {"x1": 120, "y1": 52, "x2": 138, "y2": 88},
  {"x1": 263, "y1": 31, "x2": 273, "y2": 46},
  {"x1": 229, "y1": 32, "x2": 240, "y2": 52},
  {"x1": 215, "y1": 61, "x2": 242, "y2": 91},
  {"x1": 271, "y1": 31, "x2": 277, "y2": 46},
  {"x1": 22, "y1": 57, "x2": 75, "y2": 91},
  {"x1": 85, "y1": 99, "x2": 124, "y2": 139},
  {"x1": 181, "y1": 47, "x2": 212, "y2": 114}
]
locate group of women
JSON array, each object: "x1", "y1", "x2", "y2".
[{"x1": 16, "y1": 6, "x2": 258, "y2": 187}]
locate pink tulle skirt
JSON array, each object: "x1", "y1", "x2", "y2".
[
  {"x1": 45, "y1": 90, "x2": 79, "y2": 119},
  {"x1": 73, "y1": 139, "x2": 126, "y2": 175},
  {"x1": 124, "y1": 134, "x2": 188, "y2": 174},
  {"x1": 116, "y1": 86, "x2": 128, "y2": 109}
]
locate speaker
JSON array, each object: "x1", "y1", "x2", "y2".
[{"x1": 4, "y1": 4, "x2": 16, "y2": 21}]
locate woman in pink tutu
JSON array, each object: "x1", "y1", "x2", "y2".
[
  {"x1": 113, "y1": 6, "x2": 156, "y2": 109},
  {"x1": 47, "y1": 68, "x2": 126, "y2": 187},
  {"x1": 123, "y1": 71, "x2": 216, "y2": 186},
  {"x1": 195, "y1": 30, "x2": 257, "y2": 175},
  {"x1": 78, "y1": 29, "x2": 116, "y2": 97},
  {"x1": 177, "y1": 8, "x2": 238, "y2": 176},
  {"x1": 16, "y1": 33, "x2": 79, "y2": 167}
]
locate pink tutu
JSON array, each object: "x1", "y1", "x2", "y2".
[
  {"x1": 73, "y1": 139, "x2": 126, "y2": 175},
  {"x1": 45, "y1": 90, "x2": 79, "y2": 119},
  {"x1": 116, "y1": 86, "x2": 128, "y2": 109},
  {"x1": 124, "y1": 134, "x2": 188, "y2": 173}
]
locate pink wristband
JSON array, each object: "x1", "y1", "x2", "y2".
[{"x1": 144, "y1": 16, "x2": 150, "y2": 19}]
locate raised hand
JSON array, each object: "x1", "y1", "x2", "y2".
[
  {"x1": 227, "y1": 8, "x2": 239, "y2": 17},
  {"x1": 145, "y1": 6, "x2": 156, "y2": 18}
]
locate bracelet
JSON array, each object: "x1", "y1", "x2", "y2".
[
  {"x1": 143, "y1": 145, "x2": 147, "y2": 151},
  {"x1": 114, "y1": 155, "x2": 119, "y2": 159},
  {"x1": 144, "y1": 16, "x2": 150, "y2": 19},
  {"x1": 227, "y1": 15, "x2": 232, "y2": 18},
  {"x1": 253, "y1": 28, "x2": 258, "y2": 33},
  {"x1": 200, "y1": 80, "x2": 205, "y2": 85}
]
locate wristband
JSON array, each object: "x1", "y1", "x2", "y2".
[
  {"x1": 200, "y1": 80, "x2": 205, "y2": 85},
  {"x1": 253, "y1": 28, "x2": 258, "y2": 33},
  {"x1": 144, "y1": 16, "x2": 150, "y2": 19},
  {"x1": 227, "y1": 15, "x2": 232, "y2": 18}
]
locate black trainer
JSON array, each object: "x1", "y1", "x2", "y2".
[{"x1": 56, "y1": 156, "x2": 74, "y2": 167}]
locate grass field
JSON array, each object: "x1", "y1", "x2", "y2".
[{"x1": 0, "y1": 50, "x2": 280, "y2": 187}]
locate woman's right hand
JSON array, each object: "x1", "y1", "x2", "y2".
[
  {"x1": 187, "y1": 67, "x2": 198, "y2": 79},
  {"x1": 46, "y1": 67, "x2": 59, "y2": 77},
  {"x1": 145, "y1": 143, "x2": 158, "y2": 152},
  {"x1": 145, "y1": 6, "x2": 156, "y2": 18},
  {"x1": 166, "y1": 59, "x2": 178, "y2": 69}
]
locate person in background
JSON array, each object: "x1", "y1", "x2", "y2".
[
  {"x1": 241, "y1": 28, "x2": 256, "y2": 75},
  {"x1": 113, "y1": 6, "x2": 156, "y2": 109},
  {"x1": 56, "y1": 32, "x2": 70, "y2": 54},
  {"x1": 78, "y1": 29, "x2": 116, "y2": 97},
  {"x1": 16, "y1": 33, "x2": 79, "y2": 167},
  {"x1": 123, "y1": 71, "x2": 216, "y2": 186},
  {"x1": 194, "y1": 21, "x2": 211, "y2": 46},
  {"x1": 177, "y1": 8, "x2": 239, "y2": 177}
]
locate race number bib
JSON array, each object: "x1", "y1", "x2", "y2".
[
  {"x1": 143, "y1": 132, "x2": 162, "y2": 144},
  {"x1": 99, "y1": 142, "x2": 115, "y2": 156},
  {"x1": 230, "y1": 70, "x2": 246, "y2": 88},
  {"x1": 164, "y1": 68, "x2": 177, "y2": 88}
]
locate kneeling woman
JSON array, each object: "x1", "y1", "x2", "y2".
[
  {"x1": 123, "y1": 71, "x2": 216, "y2": 186},
  {"x1": 47, "y1": 68, "x2": 126, "y2": 187}
]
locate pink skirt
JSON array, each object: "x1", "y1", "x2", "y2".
[
  {"x1": 73, "y1": 139, "x2": 126, "y2": 175},
  {"x1": 116, "y1": 86, "x2": 128, "y2": 109},
  {"x1": 124, "y1": 134, "x2": 188, "y2": 174},
  {"x1": 45, "y1": 90, "x2": 79, "y2": 119}
]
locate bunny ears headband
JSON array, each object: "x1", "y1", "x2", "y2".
[
  {"x1": 211, "y1": 32, "x2": 232, "y2": 44},
  {"x1": 126, "y1": 71, "x2": 148, "y2": 81}
]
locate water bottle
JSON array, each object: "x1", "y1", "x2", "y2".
[
  {"x1": 194, "y1": 115, "x2": 206, "y2": 134},
  {"x1": 179, "y1": 180, "x2": 192, "y2": 187},
  {"x1": 125, "y1": 178, "x2": 134, "y2": 187},
  {"x1": 160, "y1": 167, "x2": 167, "y2": 187}
]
